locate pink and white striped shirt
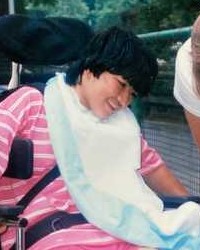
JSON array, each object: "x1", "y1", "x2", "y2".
[{"x1": 0, "y1": 86, "x2": 163, "y2": 250}]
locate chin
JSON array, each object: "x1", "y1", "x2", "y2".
[
  {"x1": 93, "y1": 111, "x2": 110, "y2": 120},
  {"x1": 100, "y1": 112, "x2": 113, "y2": 120},
  {"x1": 92, "y1": 106, "x2": 114, "y2": 119}
]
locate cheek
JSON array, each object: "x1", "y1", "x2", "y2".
[
  {"x1": 91, "y1": 84, "x2": 109, "y2": 104},
  {"x1": 90, "y1": 95, "x2": 110, "y2": 118},
  {"x1": 122, "y1": 88, "x2": 133, "y2": 103},
  {"x1": 92, "y1": 95, "x2": 105, "y2": 111},
  {"x1": 87, "y1": 90, "x2": 103, "y2": 110},
  {"x1": 87, "y1": 79, "x2": 115, "y2": 114}
]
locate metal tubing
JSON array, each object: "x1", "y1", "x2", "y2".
[
  {"x1": 1, "y1": 217, "x2": 28, "y2": 250},
  {"x1": 8, "y1": 0, "x2": 15, "y2": 14},
  {"x1": 139, "y1": 26, "x2": 192, "y2": 41},
  {"x1": 16, "y1": 226, "x2": 26, "y2": 250}
]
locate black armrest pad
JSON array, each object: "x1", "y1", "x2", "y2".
[
  {"x1": 0, "y1": 205, "x2": 24, "y2": 217},
  {"x1": 161, "y1": 195, "x2": 200, "y2": 208},
  {"x1": 3, "y1": 137, "x2": 33, "y2": 179}
]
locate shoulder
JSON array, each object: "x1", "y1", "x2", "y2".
[
  {"x1": 10, "y1": 86, "x2": 44, "y2": 103},
  {"x1": 176, "y1": 38, "x2": 191, "y2": 59},
  {"x1": 175, "y1": 38, "x2": 192, "y2": 89},
  {"x1": 0, "y1": 86, "x2": 44, "y2": 112},
  {"x1": 174, "y1": 38, "x2": 200, "y2": 117}
]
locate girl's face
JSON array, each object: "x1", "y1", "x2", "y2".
[{"x1": 74, "y1": 70, "x2": 136, "y2": 119}]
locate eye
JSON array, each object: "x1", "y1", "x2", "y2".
[
  {"x1": 118, "y1": 81, "x2": 128, "y2": 88},
  {"x1": 120, "y1": 82, "x2": 126, "y2": 88}
]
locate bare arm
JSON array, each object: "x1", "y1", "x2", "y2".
[
  {"x1": 143, "y1": 163, "x2": 189, "y2": 196},
  {"x1": 184, "y1": 109, "x2": 200, "y2": 152}
]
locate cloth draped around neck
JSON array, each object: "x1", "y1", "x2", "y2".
[{"x1": 44, "y1": 73, "x2": 200, "y2": 249}]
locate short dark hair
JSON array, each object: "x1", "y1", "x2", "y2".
[{"x1": 66, "y1": 26, "x2": 158, "y2": 96}]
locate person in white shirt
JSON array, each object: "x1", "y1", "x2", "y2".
[{"x1": 174, "y1": 15, "x2": 200, "y2": 151}]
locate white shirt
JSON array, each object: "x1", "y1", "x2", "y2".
[{"x1": 174, "y1": 38, "x2": 200, "y2": 117}]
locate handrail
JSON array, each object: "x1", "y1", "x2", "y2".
[{"x1": 139, "y1": 26, "x2": 192, "y2": 41}]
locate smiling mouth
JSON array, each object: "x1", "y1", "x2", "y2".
[{"x1": 107, "y1": 98, "x2": 121, "y2": 112}]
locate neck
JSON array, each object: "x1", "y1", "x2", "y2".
[{"x1": 72, "y1": 84, "x2": 90, "y2": 109}]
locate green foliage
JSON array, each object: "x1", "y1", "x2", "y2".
[
  {"x1": 47, "y1": 0, "x2": 89, "y2": 20},
  {"x1": 25, "y1": 0, "x2": 89, "y2": 20},
  {"x1": 23, "y1": 0, "x2": 200, "y2": 32},
  {"x1": 86, "y1": 0, "x2": 200, "y2": 33},
  {"x1": 92, "y1": 0, "x2": 141, "y2": 30},
  {"x1": 136, "y1": 0, "x2": 200, "y2": 33},
  {"x1": 25, "y1": 0, "x2": 57, "y2": 6}
]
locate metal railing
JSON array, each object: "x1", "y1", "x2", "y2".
[{"x1": 139, "y1": 26, "x2": 191, "y2": 41}]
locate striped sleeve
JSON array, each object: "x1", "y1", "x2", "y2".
[
  {"x1": 139, "y1": 136, "x2": 164, "y2": 176},
  {"x1": 0, "y1": 86, "x2": 55, "y2": 175},
  {"x1": 0, "y1": 108, "x2": 18, "y2": 175}
]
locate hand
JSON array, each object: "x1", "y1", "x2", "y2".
[{"x1": 0, "y1": 223, "x2": 7, "y2": 234}]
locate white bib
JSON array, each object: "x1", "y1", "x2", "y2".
[{"x1": 58, "y1": 73, "x2": 163, "y2": 212}]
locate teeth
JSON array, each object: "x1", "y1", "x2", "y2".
[
  {"x1": 108, "y1": 99, "x2": 119, "y2": 110},
  {"x1": 109, "y1": 102, "x2": 115, "y2": 109}
]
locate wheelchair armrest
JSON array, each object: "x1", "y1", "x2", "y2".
[
  {"x1": 0, "y1": 205, "x2": 24, "y2": 217},
  {"x1": 161, "y1": 195, "x2": 200, "y2": 209},
  {"x1": 0, "y1": 205, "x2": 28, "y2": 230},
  {"x1": 3, "y1": 137, "x2": 33, "y2": 179}
]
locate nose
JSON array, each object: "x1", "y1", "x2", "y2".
[{"x1": 117, "y1": 87, "x2": 133, "y2": 108}]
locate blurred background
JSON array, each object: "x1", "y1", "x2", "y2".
[{"x1": 0, "y1": 0, "x2": 200, "y2": 195}]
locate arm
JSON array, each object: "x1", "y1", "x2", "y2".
[
  {"x1": 184, "y1": 109, "x2": 200, "y2": 152},
  {"x1": 140, "y1": 136, "x2": 189, "y2": 196},
  {"x1": 143, "y1": 163, "x2": 189, "y2": 196}
]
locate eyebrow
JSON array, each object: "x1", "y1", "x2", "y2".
[
  {"x1": 115, "y1": 77, "x2": 129, "y2": 85},
  {"x1": 119, "y1": 80, "x2": 128, "y2": 85},
  {"x1": 113, "y1": 76, "x2": 135, "y2": 90}
]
